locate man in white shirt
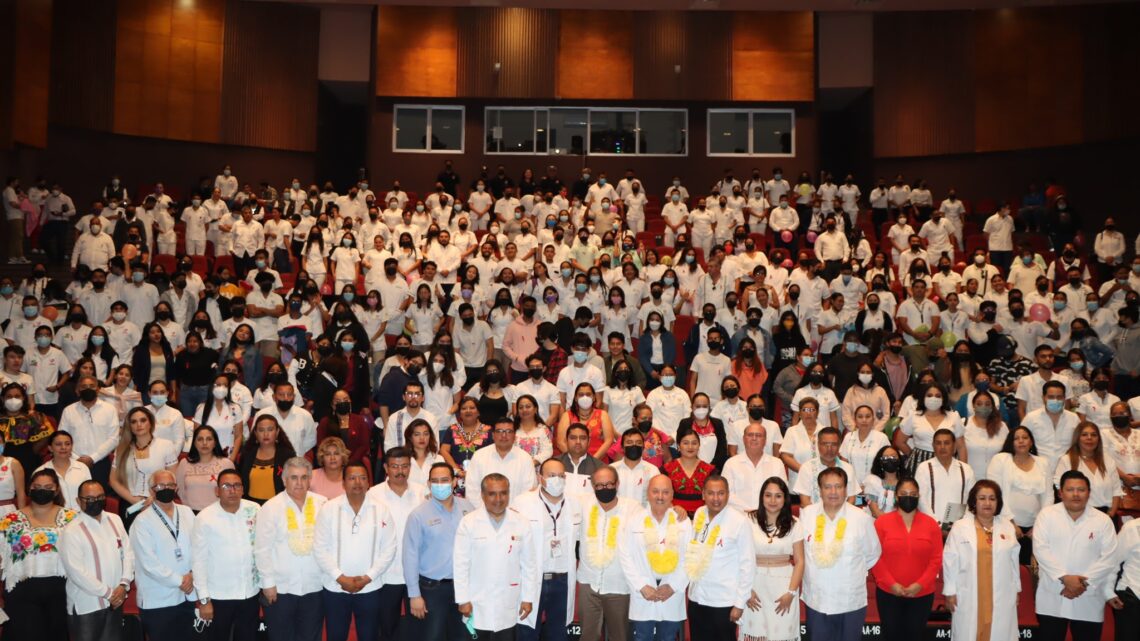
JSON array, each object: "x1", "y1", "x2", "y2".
[
  {"x1": 465, "y1": 417, "x2": 537, "y2": 509},
  {"x1": 254, "y1": 383, "x2": 316, "y2": 457},
  {"x1": 577, "y1": 466, "x2": 639, "y2": 641},
  {"x1": 896, "y1": 279, "x2": 941, "y2": 351},
  {"x1": 814, "y1": 215, "x2": 850, "y2": 280},
  {"x1": 314, "y1": 461, "x2": 397, "y2": 641},
  {"x1": 1032, "y1": 470, "x2": 1119, "y2": 641},
  {"x1": 887, "y1": 175, "x2": 911, "y2": 216},
  {"x1": 180, "y1": 198, "x2": 210, "y2": 256},
  {"x1": 247, "y1": 273, "x2": 285, "y2": 358},
  {"x1": 467, "y1": 181, "x2": 493, "y2": 231},
  {"x1": 230, "y1": 207, "x2": 264, "y2": 276},
  {"x1": 915, "y1": 429, "x2": 976, "y2": 527},
  {"x1": 722, "y1": 422, "x2": 787, "y2": 512},
  {"x1": 686, "y1": 475, "x2": 756, "y2": 641},
  {"x1": 383, "y1": 380, "x2": 439, "y2": 450},
  {"x1": 122, "y1": 267, "x2": 160, "y2": 327},
  {"x1": 514, "y1": 459, "x2": 582, "y2": 641},
  {"x1": 557, "y1": 336, "x2": 606, "y2": 407},
  {"x1": 983, "y1": 204, "x2": 1015, "y2": 274},
  {"x1": 1015, "y1": 345, "x2": 1069, "y2": 420},
  {"x1": 192, "y1": 470, "x2": 260, "y2": 641},
  {"x1": 104, "y1": 301, "x2": 141, "y2": 362},
  {"x1": 129, "y1": 470, "x2": 196, "y2": 641},
  {"x1": 1109, "y1": 517, "x2": 1140, "y2": 634},
  {"x1": 1023, "y1": 381, "x2": 1081, "y2": 469},
  {"x1": 613, "y1": 429, "x2": 658, "y2": 506},
  {"x1": 59, "y1": 376, "x2": 120, "y2": 487},
  {"x1": 800, "y1": 467, "x2": 881, "y2": 641},
  {"x1": 838, "y1": 176, "x2": 862, "y2": 227},
  {"x1": 794, "y1": 427, "x2": 860, "y2": 506},
  {"x1": 919, "y1": 210, "x2": 956, "y2": 262},
  {"x1": 215, "y1": 166, "x2": 238, "y2": 201},
  {"x1": 72, "y1": 222, "x2": 116, "y2": 271},
  {"x1": 365, "y1": 448, "x2": 426, "y2": 641},
  {"x1": 938, "y1": 190, "x2": 966, "y2": 249},
  {"x1": 60, "y1": 480, "x2": 134, "y2": 641}
]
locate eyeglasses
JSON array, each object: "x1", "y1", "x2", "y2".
[
  {"x1": 153, "y1": 483, "x2": 176, "y2": 491},
  {"x1": 801, "y1": 407, "x2": 818, "y2": 414},
  {"x1": 220, "y1": 483, "x2": 244, "y2": 491},
  {"x1": 593, "y1": 482, "x2": 617, "y2": 490},
  {"x1": 80, "y1": 495, "x2": 106, "y2": 503},
  {"x1": 492, "y1": 429, "x2": 514, "y2": 435}
]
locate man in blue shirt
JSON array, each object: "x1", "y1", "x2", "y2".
[{"x1": 403, "y1": 462, "x2": 474, "y2": 641}]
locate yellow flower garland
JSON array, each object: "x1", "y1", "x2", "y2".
[
  {"x1": 585, "y1": 504, "x2": 619, "y2": 568},
  {"x1": 285, "y1": 496, "x2": 317, "y2": 556},
  {"x1": 643, "y1": 512, "x2": 680, "y2": 575},
  {"x1": 684, "y1": 508, "x2": 720, "y2": 581},
  {"x1": 811, "y1": 513, "x2": 847, "y2": 568}
]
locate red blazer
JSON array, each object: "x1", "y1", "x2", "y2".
[{"x1": 870, "y1": 510, "x2": 944, "y2": 596}]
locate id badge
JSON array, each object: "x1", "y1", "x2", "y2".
[
  {"x1": 550, "y1": 537, "x2": 563, "y2": 559},
  {"x1": 175, "y1": 547, "x2": 184, "y2": 560}
]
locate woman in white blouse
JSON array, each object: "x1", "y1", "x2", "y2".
[
  {"x1": 790, "y1": 363, "x2": 842, "y2": 429},
  {"x1": 405, "y1": 283, "x2": 444, "y2": 352},
  {"x1": 1053, "y1": 422, "x2": 1122, "y2": 517},
  {"x1": 893, "y1": 383, "x2": 964, "y2": 475},
  {"x1": 960, "y1": 391, "x2": 1008, "y2": 481},
  {"x1": 194, "y1": 373, "x2": 246, "y2": 456},
  {"x1": 985, "y1": 426, "x2": 1053, "y2": 565},
  {"x1": 739, "y1": 477, "x2": 804, "y2": 641},
  {"x1": 1076, "y1": 368, "x2": 1120, "y2": 429},
  {"x1": 840, "y1": 405, "x2": 890, "y2": 485},
  {"x1": 108, "y1": 407, "x2": 179, "y2": 525},
  {"x1": 780, "y1": 397, "x2": 822, "y2": 493},
  {"x1": 35, "y1": 431, "x2": 91, "y2": 512}
]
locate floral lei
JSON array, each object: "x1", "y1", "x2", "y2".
[
  {"x1": 243, "y1": 505, "x2": 260, "y2": 584},
  {"x1": 811, "y1": 513, "x2": 847, "y2": 568},
  {"x1": 684, "y1": 507, "x2": 721, "y2": 581},
  {"x1": 643, "y1": 511, "x2": 680, "y2": 575},
  {"x1": 451, "y1": 423, "x2": 490, "y2": 454},
  {"x1": 284, "y1": 496, "x2": 317, "y2": 556},
  {"x1": 585, "y1": 504, "x2": 620, "y2": 568}
]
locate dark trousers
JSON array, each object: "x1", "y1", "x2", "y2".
[
  {"x1": 796, "y1": 204, "x2": 813, "y2": 232},
  {"x1": 805, "y1": 605, "x2": 866, "y2": 641},
  {"x1": 264, "y1": 591, "x2": 324, "y2": 641},
  {"x1": 1114, "y1": 588, "x2": 1140, "y2": 641},
  {"x1": 273, "y1": 247, "x2": 292, "y2": 274},
  {"x1": 990, "y1": 251, "x2": 1013, "y2": 276},
  {"x1": 872, "y1": 208, "x2": 888, "y2": 237},
  {"x1": 5, "y1": 575, "x2": 69, "y2": 641},
  {"x1": 90, "y1": 457, "x2": 113, "y2": 491},
  {"x1": 823, "y1": 259, "x2": 844, "y2": 282},
  {"x1": 378, "y1": 583, "x2": 407, "y2": 641},
  {"x1": 234, "y1": 254, "x2": 254, "y2": 278},
  {"x1": 475, "y1": 630, "x2": 516, "y2": 641},
  {"x1": 687, "y1": 602, "x2": 735, "y2": 641},
  {"x1": 517, "y1": 574, "x2": 569, "y2": 641},
  {"x1": 1037, "y1": 613, "x2": 1102, "y2": 641},
  {"x1": 42, "y1": 221, "x2": 70, "y2": 264},
  {"x1": 411, "y1": 577, "x2": 466, "y2": 641},
  {"x1": 140, "y1": 601, "x2": 195, "y2": 641},
  {"x1": 509, "y1": 369, "x2": 529, "y2": 385},
  {"x1": 1017, "y1": 527, "x2": 1034, "y2": 566},
  {"x1": 1114, "y1": 375, "x2": 1140, "y2": 406},
  {"x1": 875, "y1": 589, "x2": 933, "y2": 641},
  {"x1": 68, "y1": 607, "x2": 123, "y2": 641},
  {"x1": 323, "y1": 588, "x2": 381, "y2": 641},
  {"x1": 205, "y1": 596, "x2": 260, "y2": 641}
]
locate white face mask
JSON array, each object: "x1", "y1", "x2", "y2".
[
  {"x1": 432, "y1": 361, "x2": 445, "y2": 373},
  {"x1": 111, "y1": 311, "x2": 126, "y2": 322},
  {"x1": 577, "y1": 395, "x2": 594, "y2": 410},
  {"x1": 648, "y1": 320, "x2": 662, "y2": 331},
  {"x1": 693, "y1": 407, "x2": 710, "y2": 420},
  {"x1": 544, "y1": 476, "x2": 565, "y2": 497},
  {"x1": 858, "y1": 373, "x2": 873, "y2": 386},
  {"x1": 4, "y1": 398, "x2": 22, "y2": 412},
  {"x1": 924, "y1": 396, "x2": 942, "y2": 411},
  {"x1": 213, "y1": 386, "x2": 228, "y2": 400}
]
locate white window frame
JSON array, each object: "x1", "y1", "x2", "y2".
[
  {"x1": 392, "y1": 104, "x2": 465, "y2": 154},
  {"x1": 706, "y1": 108, "x2": 795, "y2": 158},
  {"x1": 482, "y1": 106, "x2": 688, "y2": 157}
]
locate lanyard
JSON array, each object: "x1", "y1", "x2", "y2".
[
  {"x1": 541, "y1": 498, "x2": 564, "y2": 537},
  {"x1": 154, "y1": 505, "x2": 180, "y2": 542}
]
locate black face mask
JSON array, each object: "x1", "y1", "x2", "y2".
[
  {"x1": 747, "y1": 317, "x2": 761, "y2": 328},
  {"x1": 748, "y1": 407, "x2": 765, "y2": 421},
  {"x1": 982, "y1": 311, "x2": 997, "y2": 322},
  {"x1": 79, "y1": 388, "x2": 97, "y2": 402},
  {"x1": 807, "y1": 372, "x2": 825, "y2": 385},
  {"x1": 29, "y1": 488, "x2": 55, "y2": 505},
  {"x1": 881, "y1": 458, "x2": 900, "y2": 473},
  {"x1": 594, "y1": 487, "x2": 617, "y2": 503},
  {"x1": 896, "y1": 495, "x2": 919, "y2": 513},
  {"x1": 335, "y1": 401, "x2": 352, "y2": 416},
  {"x1": 157, "y1": 311, "x2": 173, "y2": 321},
  {"x1": 276, "y1": 399, "x2": 294, "y2": 413},
  {"x1": 887, "y1": 344, "x2": 903, "y2": 354},
  {"x1": 703, "y1": 311, "x2": 715, "y2": 322},
  {"x1": 1112, "y1": 415, "x2": 1132, "y2": 429},
  {"x1": 406, "y1": 364, "x2": 422, "y2": 377},
  {"x1": 485, "y1": 371, "x2": 502, "y2": 385},
  {"x1": 624, "y1": 445, "x2": 643, "y2": 460},
  {"x1": 614, "y1": 369, "x2": 630, "y2": 383},
  {"x1": 529, "y1": 368, "x2": 544, "y2": 381},
  {"x1": 82, "y1": 499, "x2": 106, "y2": 518},
  {"x1": 740, "y1": 348, "x2": 756, "y2": 359},
  {"x1": 154, "y1": 488, "x2": 177, "y2": 503},
  {"x1": 868, "y1": 303, "x2": 880, "y2": 311},
  {"x1": 637, "y1": 419, "x2": 652, "y2": 433},
  {"x1": 385, "y1": 266, "x2": 397, "y2": 276},
  {"x1": 1010, "y1": 307, "x2": 1025, "y2": 319},
  {"x1": 461, "y1": 316, "x2": 475, "y2": 326},
  {"x1": 722, "y1": 387, "x2": 739, "y2": 399},
  {"x1": 522, "y1": 308, "x2": 536, "y2": 319}
]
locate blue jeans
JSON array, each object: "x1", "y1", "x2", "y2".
[
  {"x1": 410, "y1": 577, "x2": 466, "y2": 641},
  {"x1": 322, "y1": 589, "x2": 381, "y2": 641},
  {"x1": 516, "y1": 574, "x2": 568, "y2": 641},
  {"x1": 631, "y1": 620, "x2": 682, "y2": 641},
  {"x1": 180, "y1": 384, "x2": 209, "y2": 420}
]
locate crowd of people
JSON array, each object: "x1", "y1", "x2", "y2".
[{"x1": 0, "y1": 163, "x2": 1137, "y2": 641}]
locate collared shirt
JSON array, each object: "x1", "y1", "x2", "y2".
[
  {"x1": 130, "y1": 503, "x2": 196, "y2": 609},
  {"x1": 800, "y1": 502, "x2": 881, "y2": 615},
  {"x1": 1022, "y1": 408, "x2": 1081, "y2": 470},
  {"x1": 383, "y1": 407, "x2": 439, "y2": 452},
  {"x1": 402, "y1": 496, "x2": 475, "y2": 596},
  {"x1": 515, "y1": 490, "x2": 582, "y2": 574},
  {"x1": 614, "y1": 459, "x2": 659, "y2": 506},
  {"x1": 917, "y1": 458, "x2": 976, "y2": 525},
  {"x1": 687, "y1": 505, "x2": 755, "y2": 609},
  {"x1": 577, "y1": 497, "x2": 641, "y2": 594},
  {"x1": 453, "y1": 507, "x2": 539, "y2": 632},
  {"x1": 619, "y1": 507, "x2": 693, "y2": 622},
  {"x1": 59, "y1": 400, "x2": 120, "y2": 463},
  {"x1": 366, "y1": 481, "x2": 426, "y2": 585},
  {"x1": 254, "y1": 406, "x2": 316, "y2": 456},
  {"x1": 466, "y1": 446, "x2": 537, "y2": 509},
  {"x1": 793, "y1": 458, "x2": 860, "y2": 504},
  {"x1": 723, "y1": 453, "x2": 787, "y2": 512},
  {"x1": 254, "y1": 491, "x2": 327, "y2": 596},
  {"x1": 59, "y1": 511, "x2": 134, "y2": 615},
  {"x1": 1032, "y1": 503, "x2": 1118, "y2": 622},
  {"x1": 314, "y1": 494, "x2": 397, "y2": 594},
  {"x1": 1115, "y1": 518, "x2": 1140, "y2": 596},
  {"x1": 192, "y1": 500, "x2": 260, "y2": 601}
]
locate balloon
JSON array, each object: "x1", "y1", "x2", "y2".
[
  {"x1": 780, "y1": 230, "x2": 793, "y2": 243},
  {"x1": 41, "y1": 306, "x2": 58, "y2": 321},
  {"x1": 122, "y1": 244, "x2": 138, "y2": 261},
  {"x1": 609, "y1": 205, "x2": 619, "y2": 214},
  {"x1": 915, "y1": 324, "x2": 930, "y2": 335},
  {"x1": 941, "y1": 332, "x2": 958, "y2": 349},
  {"x1": 781, "y1": 259, "x2": 794, "y2": 269},
  {"x1": 955, "y1": 261, "x2": 967, "y2": 271},
  {"x1": 1029, "y1": 303, "x2": 1050, "y2": 323},
  {"x1": 806, "y1": 231, "x2": 818, "y2": 244}
]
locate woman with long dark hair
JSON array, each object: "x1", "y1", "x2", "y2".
[
  {"x1": 130, "y1": 322, "x2": 175, "y2": 405},
  {"x1": 237, "y1": 414, "x2": 297, "y2": 504},
  {"x1": 739, "y1": 476, "x2": 805, "y2": 641},
  {"x1": 174, "y1": 425, "x2": 235, "y2": 512}
]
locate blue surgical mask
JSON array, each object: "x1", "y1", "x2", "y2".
[
  {"x1": 801, "y1": 355, "x2": 815, "y2": 367},
  {"x1": 1070, "y1": 361, "x2": 1085, "y2": 371},
  {"x1": 132, "y1": 272, "x2": 145, "y2": 283},
  {"x1": 661, "y1": 375, "x2": 676, "y2": 388},
  {"x1": 598, "y1": 178, "x2": 607, "y2": 186},
  {"x1": 150, "y1": 394, "x2": 168, "y2": 408},
  {"x1": 341, "y1": 341, "x2": 355, "y2": 353},
  {"x1": 1053, "y1": 301, "x2": 1065, "y2": 311},
  {"x1": 255, "y1": 259, "x2": 266, "y2": 269},
  {"x1": 576, "y1": 283, "x2": 587, "y2": 294},
  {"x1": 573, "y1": 351, "x2": 588, "y2": 364},
  {"x1": 547, "y1": 219, "x2": 556, "y2": 228},
  {"x1": 1087, "y1": 302, "x2": 1099, "y2": 312},
  {"x1": 23, "y1": 306, "x2": 37, "y2": 318},
  {"x1": 1046, "y1": 399, "x2": 1065, "y2": 414},
  {"x1": 343, "y1": 293, "x2": 354, "y2": 303},
  {"x1": 1022, "y1": 256, "x2": 1033, "y2": 265},
  {"x1": 663, "y1": 277, "x2": 675, "y2": 287},
  {"x1": 35, "y1": 336, "x2": 51, "y2": 349},
  {"x1": 91, "y1": 335, "x2": 105, "y2": 347},
  {"x1": 845, "y1": 341, "x2": 859, "y2": 354},
  {"x1": 430, "y1": 482, "x2": 453, "y2": 501},
  {"x1": 0, "y1": 286, "x2": 11, "y2": 296},
  {"x1": 561, "y1": 268, "x2": 572, "y2": 279},
  {"x1": 975, "y1": 380, "x2": 990, "y2": 392}
]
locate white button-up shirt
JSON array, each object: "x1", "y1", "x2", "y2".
[
  {"x1": 577, "y1": 497, "x2": 641, "y2": 595},
  {"x1": 1114, "y1": 518, "x2": 1140, "y2": 597},
  {"x1": 614, "y1": 459, "x2": 658, "y2": 506},
  {"x1": 130, "y1": 503, "x2": 196, "y2": 609},
  {"x1": 1032, "y1": 503, "x2": 1118, "y2": 622},
  {"x1": 192, "y1": 500, "x2": 260, "y2": 601},
  {"x1": 454, "y1": 507, "x2": 539, "y2": 632},
  {"x1": 794, "y1": 458, "x2": 860, "y2": 504},
  {"x1": 1022, "y1": 408, "x2": 1081, "y2": 470},
  {"x1": 254, "y1": 492, "x2": 327, "y2": 596},
  {"x1": 723, "y1": 453, "x2": 788, "y2": 513},
  {"x1": 314, "y1": 494, "x2": 397, "y2": 594},
  {"x1": 916, "y1": 458, "x2": 976, "y2": 525},
  {"x1": 59, "y1": 400, "x2": 121, "y2": 463},
  {"x1": 59, "y1": 511, "x2": 134, "y2": 615},
  {"x1": 686, "y1": 505, "x2": 755, "y2": 610},
  {"x1": 800, "y1": 503, "x2": 881, "y2": 615},
  {"x1": 466, "y1": 446, "x2": 537, "y2": 509},
  {"x1": 366, "y1": 481, "x2": 426, "y2": 585},
  {"x1": 254, "y1": 406, "x2": 317, "y2": 456},
  {"x1": 619, "y1": 507, "x2": 692, "y2": 622}
]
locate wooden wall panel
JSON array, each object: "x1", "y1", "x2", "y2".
[
  {"x1": 973, "y1": 7, "x2": 1082, "y2": 153},
  {"x1": 873, "y1": 11, "x2": 975, "y2": 158},
  {"x1": 221, "y1": 1, "x2": 319, "y2": 151},
  {"x1": 375, "y1": 6, "x2": 457, "y2": 97},
  {"x1": 632, "y1": 12, "x2": 687, "y2": 101},
  {"x1": 684, "y1": 12, "x2": 731, "y2": 102},
  {"x1": 456, "y1": 8, "x2": 558, "y2": 98},
  {"x1": 1080, "y1": 3, "x2": 1140, "y2": 143},
  {"x1": 10, "y1": 0, "x2": 52, "y2": 148},
  {"x1": 731, "y1": 12, "x2": 814, "y2": 102},
  {"x1": 112, "y1": 0, "x2": 223, "y2": 143},
  {"x1": 50, "y1": 0, "x2": 114, "y2": 132},
  {"x1": 556, "y1": 11, "x2": 633, "y2": 100}
]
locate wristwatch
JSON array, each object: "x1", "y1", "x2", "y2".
[{"x1": 199, "y1": 597, "x2": 210, "y2": 605}]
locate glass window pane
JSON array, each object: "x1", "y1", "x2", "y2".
[
  {"x1": 430, "y1": 107, "x2": 464, "y2": 151},
  {"x1": 495, "y1": 110, "x2": 536, "y2": 153},
  {"x1": 549, "y1": 109, "x2": 587, "y2": 155},
  {"x1": 395, "y1": 107, "x2": 428, "y2": 151},
  {"x1": 485, "y1": 109, "x2": 501, "y2": 153},
  {"x1": 534, "y1": 109, "x2": 548, "y2": 154},
  {"x1": 752, "y1": 111, "x2": 793, "y2": 155},
  {"x1": 637, "y1": 110, "x2": 686, "y2": 155},
  {"x1": 589, "y1": 110, "x2": 637, "y2": 154},
  {"x1": 708, "y1": 111, "x2": 749, "y2": 154}
]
